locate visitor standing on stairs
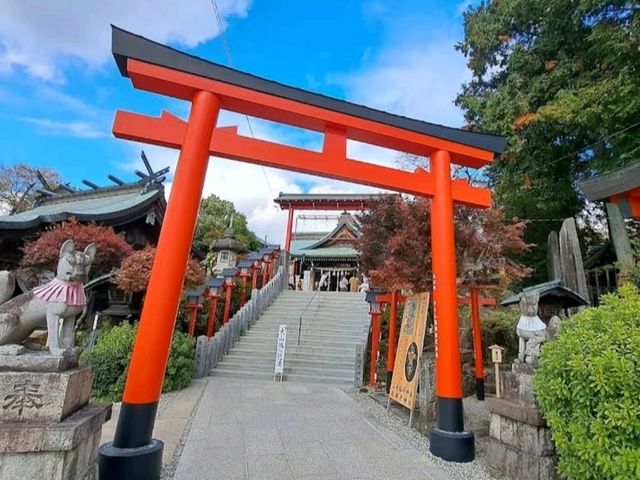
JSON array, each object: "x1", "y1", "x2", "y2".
[
  {"x1": 339, "y1": 275, "x2": 349, "y2": 292},
  {"x1": 349, "y1": 275, "x2": 360, "y2": 292}
]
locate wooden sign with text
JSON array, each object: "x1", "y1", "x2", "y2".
[{"x1": 389, "y1": 292, "x2": 430, "y2": 411}]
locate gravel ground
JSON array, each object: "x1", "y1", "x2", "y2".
[{"x1": 347, "y1": 388, "x2": 493, "y2": 480}]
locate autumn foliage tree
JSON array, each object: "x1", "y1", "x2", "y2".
[
  {"x1": 21, "y1": 219, "x2": 132, "y2": 277},
  {"x1": 0, "y1": 163, "x2": 62, "y2": 214},
  {"x1": 115, "y1": 246, "x2": 206, "y2": 294},
  {"x1": 357, "y1": 195, "x2": 531, "y2": 292}
]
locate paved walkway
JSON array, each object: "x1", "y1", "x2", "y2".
[
  {"x1": 101, "y1": 379, "x2": 207, "y2": 466},
  {"x1": 173, "y1": 378, "x2": 457, "y2": 480}
]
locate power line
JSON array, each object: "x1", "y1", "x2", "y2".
[
  {"x1": 209, "y1": 0, "x2": 275, "y2": 198},
  {"x1": 520, "y1": 119, "x2": 640, "y2": 177}
]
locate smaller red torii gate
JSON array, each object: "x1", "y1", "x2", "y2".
[
  {"x1": 274, "y1": 193, "x2": 392, "y2": 250},
  {"x1": 99, "y1": 27, "x2": 506, "y2": 479}
]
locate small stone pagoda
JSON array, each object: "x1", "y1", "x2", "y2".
[{"x1": 209, "y1": 225, "x2": 249, "y2": 276}]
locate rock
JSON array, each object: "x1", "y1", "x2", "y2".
[{"x1": 0, "y1": 345, "x2": 25, "y2": 356}]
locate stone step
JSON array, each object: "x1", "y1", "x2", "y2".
[
  {"x1": 225, "y1": 352, "x2": 355, "y2": 368},
  {"x1": 218, "y1": 358, "x2": 355, "y2": 375},
  {"x1": 210, "y1": 368, "x2": 353, "y2": 385},
  {"x1": 230, "y1": 344, "x2": 357, "y2": 356}
]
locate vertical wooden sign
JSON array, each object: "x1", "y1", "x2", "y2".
[{"x1": 389, "y1": 292, "x2": 430, "y2": 412}]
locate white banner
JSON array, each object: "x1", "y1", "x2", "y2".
[{"x1": 274, "y1": 324, "x2": 287, "y2": 380}]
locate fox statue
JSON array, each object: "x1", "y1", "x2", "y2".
[{"x1": 0, "y1": 240, "x2": 96, "y2": 355}]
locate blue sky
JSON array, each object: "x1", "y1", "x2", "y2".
[{"x1": 0, "y1": 0, "x2": 477, "y2": 243}]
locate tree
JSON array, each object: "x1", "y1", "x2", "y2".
[
  {"x1": 0, "y1": 163, "x2": 62, "y2": 214},
  {"x1": 194, "y1": 194, "x2": 260, "y2": 251},
  {"x1": 456, "y1": 1, "x2": 640, "y2": 283},
  {"x1": 357, "y1": 196, "x2": 531, "y2": 292},
  {"x1": 21, "y1": 219, "x2": 132, "y2": 278},
  {"x1": 115, "y1": 246, "x2": 206, "y2": 294}
]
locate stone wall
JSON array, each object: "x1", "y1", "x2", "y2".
[{"x1": 486, "y1": 364, "x2": 558, "y2": 480}]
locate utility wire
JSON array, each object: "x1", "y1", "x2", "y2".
[
  {"x1": 209, "y1": 0, "x2": 274, "y2": 197},
  {"x1": 517, "y1": 119, "x2": 640, "y2": 177}
]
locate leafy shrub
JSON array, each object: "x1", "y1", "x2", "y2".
[
  {"x1": 480, "y1": 307, "x2": 518, "y2": 363},
  {"x1": 81, "y1": 323, "x2": 196, "y2": 402},
  {"x1": 21, "y1": 218, "x2": 132, "y2": 277},
  {"x1": 534, "y1": 284, "x2": 640, "y2": 480},
  {"x1": 115, "y1": 245, "x2": 206, "y2": 293}
]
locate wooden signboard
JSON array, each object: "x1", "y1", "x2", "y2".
[{"x1": 388, "y1": 292, "x2": 430, "y2": 416}]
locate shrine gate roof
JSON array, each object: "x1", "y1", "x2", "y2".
[
  {"x1": 274, "y1": 193, "x2": 394, "y2": 210},
  {"x1": 112, "y1": 26, "x2": 506, "y2": 162}
]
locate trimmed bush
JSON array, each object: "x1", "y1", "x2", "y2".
[
  {"x1": 480, "y1": 307, "x2": 519, "y2": 364},
  {"x1": 81, "y1": 323, "x2": 196, "y2": 402},
  {"x1": 534, "y1": 284, "x2": 640, "y2": 480}
]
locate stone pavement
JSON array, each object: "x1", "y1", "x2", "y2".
[
  {"x1": 101, "y1": 379, "x2": 207, "y2": 466},
  {"x1": 173, "y1": 377, "x2": 458, "y2": 480}
]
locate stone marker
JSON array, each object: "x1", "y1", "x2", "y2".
[{"x1": 0, "y1": 349, "x2": 111, "y2": 480}]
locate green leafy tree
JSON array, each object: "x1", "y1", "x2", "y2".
[
  {"x1": 456, "y1": 1, "x2": 640, "y2": 283},
  {"x1": 194, "y1": 194, "x2": 260, "y2": 251}
]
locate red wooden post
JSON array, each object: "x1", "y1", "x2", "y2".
[
  {"x1": 429, "y1": 149, "x2": 474, "y2": 462},
  {"x1": 186, "y1": 307, "x2": 196, "y2": 336},
  {"x1": 222, "y1": 282, "x2": 233, "y2": 325},
  {"x1": 285, "y1": 207, "x2": 294, "y2": 251},
  {"x1": 102, "y1": 90, "x2": 221, "y2": 476},
  {"x1": 261, "y1": 260, "x2": 269, "y2": 287},
  {"x1": 470, "y1": 286, "x2": 485, "y2": 400},
  {"x1": 386, "y1": 290, "x2": 399, "y2": 390},
  {"x1": 206, "y1": 295, "x2": 219, "y2": 337},
  {"x1": 240, "y1": 276, "x2": 248, "y2": 307},
  {"x1": 369, "y1": 311, "x2": 381, "y2": 387},
  {"x1": 251, "y1": 263, "x2": 259, "y2": 290}
]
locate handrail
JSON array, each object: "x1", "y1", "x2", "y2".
[{"x1": 297, "y1": 287, "x2": 322, "y2": 346}]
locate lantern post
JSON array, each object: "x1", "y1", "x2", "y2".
[
  {"x1": 185, "y1": 288, "x2": 204, "y2": 337},
  {"x1": 237, "y1": 259, "x2": 253, "y2": 307},
  {"x1": 205, "y1": 277, "x2": 224, "y2": 337},
  {"x1": 248, "y1": 252, "x2": 261, "y2": 290},
  {"x1": 221, "y1": 268, "x2": 237, "y2": 325}
]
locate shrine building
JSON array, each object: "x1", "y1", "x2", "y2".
[{"x1": 274, "y1": 193, "x2": 393, "y2": 290}]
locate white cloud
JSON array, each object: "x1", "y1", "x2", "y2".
[
  {"x1": 334, "y1": 37, "x2": 470, "y2": 129},
  {"x1": 19, "y1": 117, "x2": 108, "y2": 138},
  {"x1": 0, "y1": 0, "x2": 251, "y2": 82}
]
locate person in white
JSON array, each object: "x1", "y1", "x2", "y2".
[
  {"x1": 339, "y1": 275, "x2": 349, "y2": 292},
  {"x1": 358, "y1": 276, "x2": 370, "y2": 293}
]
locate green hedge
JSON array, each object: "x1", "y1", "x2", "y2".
[
  {"x1": 480, "y1": 307, "x2": 519, "y2": 364},
  {"x1": 534, "y1": 284, "x2": 640, "y2": 480},
  {"x1": 81, "y1": 323, "x2": 196, "y2": 402}
]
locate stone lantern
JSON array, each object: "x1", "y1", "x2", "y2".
[{"x1": 209, "y1": 227, "x2": 249, "y2": 275}]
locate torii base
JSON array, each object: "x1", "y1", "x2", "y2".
[
  {"x1": 98, "y1": 439, "x2": 163, "y2": 480},
  {"x1": 429, "y1": 428, "x2": 475, "y2": 463}
]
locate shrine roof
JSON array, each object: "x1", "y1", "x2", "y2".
[
  {"x1": 579, "y1": 161, "x2": 640, "y2": 201},
  {"x1": 500, "y1": 280, "x2": 590, "y2": 308},
  {"x1": 0, "y1": 181, "x2": 165, "y2": 230},
  {"x1": 112, "y1": 26, "x2": 506, "y2": 157}
]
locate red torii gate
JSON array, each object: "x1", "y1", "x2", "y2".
[
  {"x1": 99, "y1": 27, "x2": 506, "y2": 478},
  {"x1": 274, "y1": 193, "x2": 392, "y2": 250}
]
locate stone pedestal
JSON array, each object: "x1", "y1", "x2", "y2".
[
  {"x1": 0, "y1": 349, "x2": 111, "y2": 480},
  {"x1": 487, "y1": 364, "x2": 557, "y2": 480}
]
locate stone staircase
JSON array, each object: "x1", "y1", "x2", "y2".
[{"x1": 209, "y1": 290, "x2": 370, "y2": 385}]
